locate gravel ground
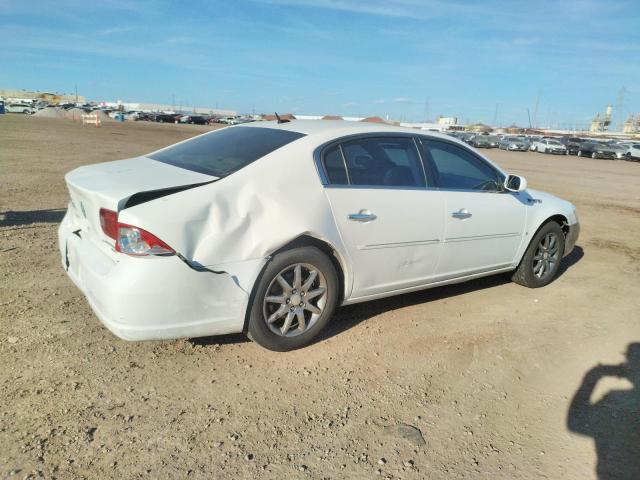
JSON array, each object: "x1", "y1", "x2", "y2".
[{"x1": 1, "y1": 115, "x2": 639, "y2": 480}]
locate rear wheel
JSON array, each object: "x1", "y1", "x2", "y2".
[
  {"x1": 512, "y1": 222, "x2": 565, "y2": 288},
  {"x1": 247, "y1": 247, "x2": 338, "y2": 351}
]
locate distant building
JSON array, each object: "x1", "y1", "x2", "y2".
[
  {"x1": 466, "y1": 123, "x2": 492, "y2": 133},
  {"x1": 590, "y1": 104, "x2": 613, "y2": 132},
  {"x1": 262, "y1": 113, "x2": 296, "y2": 121},
  {"x1": 437, "y1": 116, "x2": 458, "y2": 126},
  {"x1": 623, "y1": 114, "x2": 639, "y2": 134},
  {"x1": 360, "y1": 116, "x2": 386, "y2": 124},
  {"x1": 0, "y1": 88, "x2": 85, "y2": 104}
]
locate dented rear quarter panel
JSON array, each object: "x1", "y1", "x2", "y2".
[{"x1": 117, "y1": 134, "x2": 354, "y2": 298}]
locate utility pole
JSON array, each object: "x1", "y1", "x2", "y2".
[
  {"x1": 527, "y1": 108, "x2": 532, "y2": 129},
  {"x1": 615, "y1": 86, "x2": 626, "y2": 132},
  {"x1": 533, "y1": 89, "x2": 541, "y2": 128},
  {"x1": 493, "y1": 103, "x2": 499, "y2": 127}
]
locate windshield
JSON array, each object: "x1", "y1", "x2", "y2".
[
  {"x1": 149, "y1": 126, "x2": 305, "y2": 177},
  {"x1": 548, "y1": 140, "x2": 562, "y2": 146}
]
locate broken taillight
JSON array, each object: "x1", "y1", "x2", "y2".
[
  {"x1": 116, "y1": 223, "x2": 175, "y2": 256},
  {"x1": 99, "y1": 208, "x2": 174, "y2": 256},
  {"x1": 99, "y1": 208, "x2": 118, "y2": 240}
]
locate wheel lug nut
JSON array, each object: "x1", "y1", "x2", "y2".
[
  {"x1": 292, "y1": 289, "x2": 296, "y2": 294},
  {"x1": 301, "y1": 292, "x2": 305, "y2": 296},
  {"x1": 290, "y1": 307, "x2": 295, "y2": 312},
  {"x1": 299, "y1": 302, "x2": 304, "y2": 307},
  {"x1": 286, "y1": 299, "x2": 290, "y2": 304}
]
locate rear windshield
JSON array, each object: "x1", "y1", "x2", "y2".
[{"x1": 149, "y1": 126, "x2": 305, "y2": 177}]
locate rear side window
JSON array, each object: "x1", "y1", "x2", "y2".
[
  {"x1": 340, "y1": 137, "x2": 426, "y2": 187},
  {"x1": 322, "y1": 146, "x2": 348, "y2": 184},
  {"x1": 149, "y1": 127, "x2": 305, "y2": 177}
]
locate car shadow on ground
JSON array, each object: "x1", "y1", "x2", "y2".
[
  {"x1": 0, "y1": 208, "x2": 66, "y2": 227},
  {"x1": 567, "y1": 342, "x2": 640, "y2": 480},
  {"x1": 192, "y1": 245, "x2": 584, "y2": 348}
]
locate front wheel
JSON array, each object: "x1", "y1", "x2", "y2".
[
  {"x1": 512, "y1": 222, "x2": 565, "y2": 288},
  {"x1": 247, "y1": 246, "x2": 338, "y2": 351},
  {"x1": 577, "y1": 150, "x2": 582, "y2": 157},
  {"x1": 591, "y1": 152, "x2": 597, "y2": 159}
]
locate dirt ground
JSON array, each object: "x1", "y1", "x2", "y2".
[{"x1": 1, "y1": 114, "x2": 639, "y2": 480}]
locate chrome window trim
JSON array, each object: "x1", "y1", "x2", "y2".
[
  {"x1": 313, "y1": 131, "x2": 508, "y2": 193},
  {"x1": 314, "y1": 132, "x2": 434, "y2": 190},
  {"x1": 418, "y1": 137, "x2": 506, "y2": 193}
]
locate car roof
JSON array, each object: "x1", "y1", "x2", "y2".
[{"x1": 237, "y1": 119, "x2": 453, "y2": 141}]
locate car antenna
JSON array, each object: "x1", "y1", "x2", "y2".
[{"x1": 274, "y1": 112, "x2": 290, "y2": 124}]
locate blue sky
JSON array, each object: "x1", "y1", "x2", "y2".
[{"x1": 1, "y1": 0, "x2": 639, "y2": 127}]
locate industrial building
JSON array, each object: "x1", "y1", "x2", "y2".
[{"x1": 0, "y1": 88, "x2": 86, "y2": 105}]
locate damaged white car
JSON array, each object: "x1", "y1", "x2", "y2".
[{"x1": 59, "y1": 120, "x2": 580, "y2": 350}]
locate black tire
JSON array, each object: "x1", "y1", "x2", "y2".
[
  {"x1": 512, "y1": 221, "x2": 565, "y2": 288},
  {"x1": 577, "y1": 150, "x2": 582, "y2": 157},
  {"x1": 591, "y1": 152, "x2": 597, "y2": 159},
  {"x1": 247, "y1": 246, "x2": 338, "y2": 351}
]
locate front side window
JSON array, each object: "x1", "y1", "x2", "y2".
[
  {"x1": 421, "y1": 139, "x2": 504, "y2": 192},
  {"x1": 339, "y1": 137, "x2": 426, "y2": 187},
  {"x1": 149, "y1": 127, "x2": 305, "y2": 177}
]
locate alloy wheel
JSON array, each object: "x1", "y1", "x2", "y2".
[
  {"x1": 262, "y1": 263, "x2": 327, "y2": 337},
  {"x1": 532, "y1": 232, "x2": 560, "y2": 279}
]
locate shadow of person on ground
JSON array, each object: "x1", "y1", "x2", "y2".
[
  {"x1": 0, "y1": 209, "x2": 66, "y2": 227},
  {"x1": 567, "y1": 342, "x2": 640, "y2": 479}
]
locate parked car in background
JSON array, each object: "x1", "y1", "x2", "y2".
[
  {"x1": 498, "y1": 136, "x2": 529, "y2": 151},
  {"x1": 216, "y1": 116, "x2": 235, "y2": 124},
  {"x1": 58, "y1": 120, "x2": 579, "y2": 351},
  {"x1": 154, "y1": 113, "x2": 180, "y2": 123},
  {"x1": 528, "y1": 136, "x2": 542, "y2": 151},
  {"x1": 5, "y1": 103, "x2": 35, "y2": 114},
  {"x1": 180, "y1": 115, "x2": 208, "y2": 125},
  {"x1": 559, "y1": 137, "x2": 583, "y2": 155},
  {"x1": 470, "y1": 135, "x2": 499, "y2": 148},
  {"x1": 577, "y1": 141, "x2": 616, "y2": 159},
  {"x1": 625, "y1": 144, "x2": 640, "y2": 161},
  {"x1": 536, "y1": 138, "x2": 567, "y2": 155},
  {"x1": 604, "y1": 143, "x2": 629, "y2": 159}
]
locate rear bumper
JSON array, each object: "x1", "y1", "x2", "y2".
[
  {"x1": 564, "y1": 222, "x2": 580, "y2": 257},
  {"x1": 58, "y1": 210, "x2": 249, "y2": 341}
]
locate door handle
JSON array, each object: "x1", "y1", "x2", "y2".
[
  {"x1": 348, "y1": 209, "x2": 377, "y2": 222},
  {"x1": 451, "y1": 209, "x2": 472, "y2": 220}
]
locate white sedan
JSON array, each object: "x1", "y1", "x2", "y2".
[
  {"x1": 536, "y1": 138, "x2": 567, "y2": 154},
  {"x1": 59, "y1": 121, "x2": 580, "y2": 350}
]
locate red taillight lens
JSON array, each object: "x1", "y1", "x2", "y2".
[
  {"x1": 99, "y1": 208, "x2": 118, "y2": 240},
  {"x1": 115, "y1": 223, "x2": 174, "y2": 256}
]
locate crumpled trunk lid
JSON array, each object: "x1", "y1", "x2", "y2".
[{"x1": 64, "y1": 156, "x2": 217, "y2": 245}]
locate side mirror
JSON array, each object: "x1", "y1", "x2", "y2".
[{"x1": 504, "y1": 174, "x2": 527, "y2": 192}]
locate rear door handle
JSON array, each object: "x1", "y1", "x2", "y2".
[
  {"x1": 451, "y1": 209, "x2": 472, "y2": 219},
  {"x1": 348, "y1": 209, "x2": 377, "y2": 222}
]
